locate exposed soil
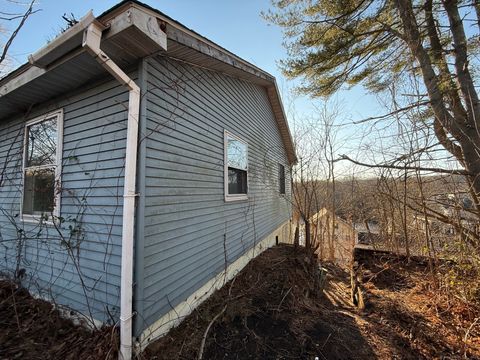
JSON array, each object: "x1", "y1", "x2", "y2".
[
  {"x1": 0, "y1": 280, "x2": 118, "y2": 360},
  {"x1": 1, "y1": 244, "x2": 479, "y2": 359},
  {"x1": 145, "y1": 245, "x2": 372, "y2": 360},
  {"x1": 353, "y1": 251, "x2": 480, "y2": 359},
  {"x1": 144, "y1": 244, "x2": 480, "y2": 360}
]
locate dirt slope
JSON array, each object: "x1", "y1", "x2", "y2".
[
  {"x1": 0, "y1": 281, "x2": 118, "y2": 360},
  {"x1": 145, "y1": 245, "x2": 372, "y2": 359},
  {"x1": 351, "y1": 255, "x2": 480, "y2": 359},
  {"x1": 1, "y1": 244, "x2": 478, "y2": 359},
  {"x1": 144, "y1": 244, "x2": 480, "y2": 360}
]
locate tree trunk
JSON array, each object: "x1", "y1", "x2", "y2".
[
  {"x1": 305, "y1": 220, "x2": 311, "y2": 250},
  {"x1": 394, "y1": 0, "x2": 480, "y2": 217},
  {"x1": 294, "y1": 224, "x2": 299, "y2": 248}
]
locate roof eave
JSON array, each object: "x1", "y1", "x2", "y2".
[
  {"x1": 267, "y1": 81, "x2": 298, "y2": 165},
  {"x1": 28, "y1": 11, "x2": 98, "y2": 68},
  {"x1": 1, "y1": 0, "x2": 297, "y2": 165},
  {"x1": 99, "y1": 0, "x2": 276, "y2": 82}
]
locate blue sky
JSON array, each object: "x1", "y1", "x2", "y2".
[
  {"x1": 3, "y1": 0, "x2": 381, "y2": 119},
  {"x1": 3, "y1": 0, "x2": 384, "y2": 175}
]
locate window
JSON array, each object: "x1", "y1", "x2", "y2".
[
  {"x1": 278, "y1": 163, "x2": 286, "y2": 195},
  {"x1": 224, "y1": 131, "x2": 248, "y2": 200},
  {"x1": 22, "y1": 111, "x2": 63, "y2": 220}
]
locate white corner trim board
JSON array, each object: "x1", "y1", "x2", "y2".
[
  {"x1": 136, "y1": 220, "x2": 292, "y2": 352},
  {"x1": 26, "y1": 11, "x2": 148, "y2": 359}
]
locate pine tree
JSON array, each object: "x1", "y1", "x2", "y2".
[{"x1": 265, "y1": 0, "x2": 480, "y2": 211}]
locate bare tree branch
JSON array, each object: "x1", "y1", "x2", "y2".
[
  {"x1": 0, "y1": 0, "x2": 37, "y2": 65},
  {"x1": 335, "y1": 154, "x2": 470, "y2": 175}
]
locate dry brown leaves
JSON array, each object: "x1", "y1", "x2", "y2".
[{"x1": 0, "y1": 280, "x2": 118, "y2": 360}]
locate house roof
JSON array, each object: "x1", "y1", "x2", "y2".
[{"x1": 0, "y1": 0, "x2": 297, "y2": 164}]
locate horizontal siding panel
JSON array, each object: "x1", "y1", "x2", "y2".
[
  {"x1": 145, "y1": 185, "x2": 222, "y2": 197},
  {"x1": 144, "y1": 194, "x2": 221, "y2": 207},
  {"x1": 145, "y1": 158, "x2": 222, "y2": 178},
  {"x1": 60, "y1": 177, "x2": 125, "y2": 189},
  {"x1": 144, "y1": 205, "x2": 284, "y2": 262},
  {"x1": 0, "y1": 72, "x2": 133, "y2": 323},
  {"x1": 145, "y1": 142, "x2": 221, "y2": 172},
  {"x1": 141, "y1": 56, "x2": 292, "y2": 328}
]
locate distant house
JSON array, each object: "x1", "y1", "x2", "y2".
[
  {"x1": 430, "y1": 192, "x2": 478, "y2": 233},
  {"x1": 307, "y1": 208, "x2": 357, "y2": 264},
  {"x1": 0, "y1": 1, "x2": 296, "y2": 357},
  {"x1": 413, "y1": 192, "x2": 480, "y2": 244}
]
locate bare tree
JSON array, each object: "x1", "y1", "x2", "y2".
[{"x1": 0, "y1": 0, "x2": 39, "y2": 75}]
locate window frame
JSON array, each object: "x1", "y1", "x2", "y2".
[
  {"x1": 224, "y1": 130, "x2": 248, "y2": 202},
  {"x1": 278, "y1": 163, "x2": 286, "y2": 195},
  {"x1": 21, "y1": 110, "x2": 63, "y2": 223}
]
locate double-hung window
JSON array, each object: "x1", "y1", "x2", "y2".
[
  {"x1": 224, "y1": 131, "x2": 248, "y2": 201},
  {"x1": 22, "y1": 110, "x2": 63, "y2": 220}
]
